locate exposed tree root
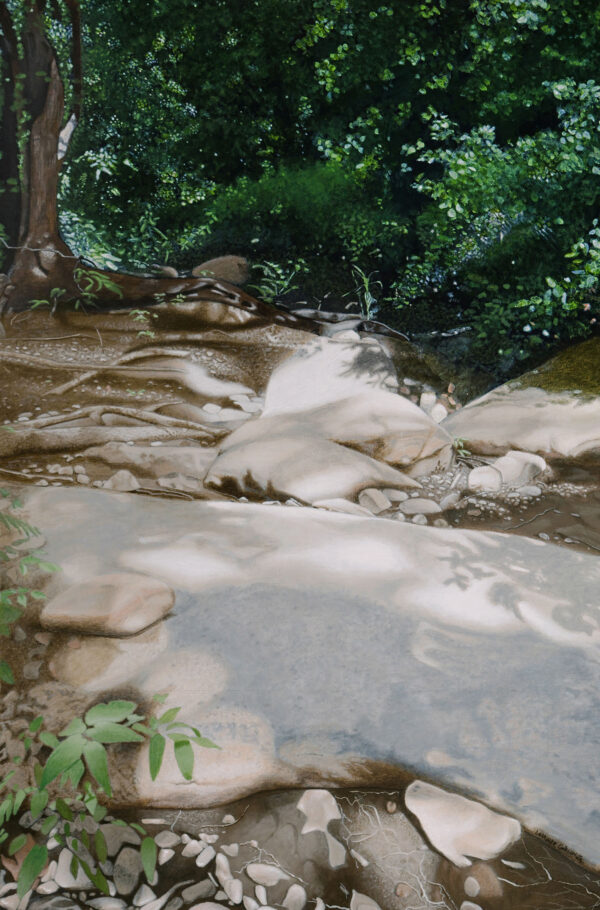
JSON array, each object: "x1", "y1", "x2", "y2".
[
  {"x1": 21, "y1": 404, "x2": 220, "y2": 434},
  {"x1": 0, "y1": 425, "x2": 215, "y2": 460},
  {"x1": 43, "y1": 347, "x2": 191, "y2": 395}
]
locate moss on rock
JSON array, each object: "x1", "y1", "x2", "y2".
[{"x1": 516, "y1": 338, "x2": 600, "y2": 396}]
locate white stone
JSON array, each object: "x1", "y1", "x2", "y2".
[
  {"x1": 154, "y1": 830, "x2": 180, "y2": 848},
  {"x1": 133, "y1": 884, "x2": 156, "y2": 906},
  {"x1": 357, "y1": 488, "x2": 392, "y2": 514},
  {"x1": 419, "y1": 392, "x2": 437, "y2": 414},
  {"x1": 430, "y1": 402, "x2": 448, "y2": 423},
  {"x1": 246, "y1": 863, "x2": 291, "y2": 887},
  {"x1": 158, "y1": 848, "x2": 174, "y2": 865},
  {"x1": 399, "y1": 498, "x2": 442, "y2": 515},
  {"x1": 382, "y1": 489, "x2": 409, "y2": 502},
  {"x1": 103, "y1": 469, "x2": 140, "y2": 492},
  {"x1": 282, "y1": 884, "x2": 307, "y2": 910},
  {"x1": 464, "y1": 877, "x2": 481, "y2": 898},
  {"x1": 467, "y1": 466, "x2": 502, "y2": 493},
  {"x1": 404, "y1": 781, "x2": 521, "y2": 867},
  {"x1": 202, "y1": 403, "x2": 222, "y2": 414},
  {"x1": 224, "y1": 878, "x2": 243, "y2": 904},
  {"x1": 195, "y1": 846, "x2": 216, "y2": 867},
  {"x1": 493, "y1": 450, "x2": 547, "y2": 487},
  {"x1": 55, "y1": 847, "x2": 94, "y2": 889}
]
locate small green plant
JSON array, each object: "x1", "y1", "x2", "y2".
[
  {"x1": 130, "y1": 308, "x2": 158, "y2": 339},
  {"x1": 0, "y1": 492, "x2": 218, "y2": 900},
  {"x1": 248, "y1": 260, "x2": 306, "y2": 304},
  {"x1": 344, "y1": 264, "x2": 382, "y2": 320},
  {"x1": 452, "y1": 436, "x2": 472, "y2": 458}
]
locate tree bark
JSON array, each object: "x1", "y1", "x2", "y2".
[{"x1": 0, "y1": 4, "x2": 323, "y2": 336}]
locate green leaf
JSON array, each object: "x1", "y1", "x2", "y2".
[
  {"x1": 0, "y1": 660, "x2": 14, "y2": 684},
  {"x1": 17, "y1": 844, "x2": 47, "y2": 898},
  {"x1": 30, "y1": 789, "x2": 48, "y2": 819},
  {"x1": 95, "y1": 829, "x2": 108, "y2": 864},
  {"x1": 85, "y1": 701, "x2": 137, "y2": 725},
  {"x1": 140, "y1": 836, "x2": 157, "y2": 882},
  {"x1": 56, "y1": 798, "x2": 74, "y2": 821},
  {"x1": 29, "y1": 716, "x2": 44, "y2": 733},
  {"x1": 84, "y1": 740, "x2": 112, "y2": 796},
  {"x1": 157, "y1": 707, "x2": 180, "y2": 725},
  {"x1": 87, "y1": 723, "x2": 144, "y2": 744},
  {"x1": 41, "y1": 735, "x2": 86, "y2": 788},
  {"x1": 8, "y1": 833, "x2": 27, "y2": 856},
  {"x1": 39, "y1": 732, "x2": 59, "y2": 749},
  {"x1": 41, "y1": 814, "x2": 59, "y2": 835},
  {"x1": 173, "y1": 739, "x2": 194, "y2": 781},
  {"x1": 60, "y1": 718, "x2": 86, "y2": 737},
  {"x1": 148, "y1": 734, "x2": 166, "y2": 780}
]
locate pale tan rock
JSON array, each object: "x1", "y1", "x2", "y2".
[
  {"x1": 399, "y1": 498, "x2": 442, "y2": 516},
  {"x1": 103, "y1": 469, "x2": 140, "y2": 492},
  {"x1": 404, "y1": 781, "x2": 521, "y2": 868},
  {"x1": 191, "y1": 255, "x2": 249, "y2": 285},
  {"x1": 357, "y1": 488, "x2": 392, "y2": 514},
  {"x1": 41, "y1": 572, "x2": 175, "y2": 636},
  {"x1": 467, "y1": 466, "x2": 502, "y2": 492}
]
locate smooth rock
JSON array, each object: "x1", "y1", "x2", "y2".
[
  {"x1": 206, "y1": 433, "x2": 418, "y2": 505},
  {"x1": 492, "y1": 450, "x2": 547, "y2": 487},
  {"x1": 103, "y1": 470, "x2": 140, "y2": 492},
  {"x1": 195, "y1": 846, "x2": 216, "y2": 867},
  {"x1": 441, "y1": 352, "x2": 600, "y2": 460},
  {"x1": 312, "y1": 499, "x2": 374, "y2": 517},
  {"x1": 157, "y1": 474, "x2": 202, "y2": 493},
  {"x1": 54, "y1": 848, "x2": 93, "y2": 889},
  {"x1": 41, "y1": 573, "x2": 174, "y2": 637},
  {"x1": 191, "y1": 255, "x2": 249, "y2": 285},
  {"x1": 181, "y1": 881, "x2": 217, "y2": 902},
  {"x1": 20, "y1": 486, "x2": 600, "y2": 868},
  {"x1": 430, "y1": 402, "x2": 448, "y2": 423},
  {"x1": 113, "y1": 847, "x2": 143, "y2": 896},
  {"x1": 467, "y1": 466, "x2": 502, "y2": 493},
  {"x1": 357, "y1": 488, "x2": 392, "y2": 514},
  {"x1": 153, "y1": 831, "x2": 180, "y2": 849},
  {"x1": 262, "y1": 336, "x2": 398, "y2": 415},
  {"x1": 398, "y1": 498, "x2": 442, "y2": 515},
  {"x1": 245, "y1": 863, "x2": 290, "y2": 887},
  {"x1": 84, "y1": 444, "x2": 218, "y2": 481},
  {"x1": 133, "y1": 885, "x2": 156, "y2": 906},
  {"x1": 382, "y1": 489, "x2": 409, "y2": 503},
  {"x1": 404, "y1": 781, "x2": 521, "y2": 867},
  {"x1": 282, "y1": 884, "x2": 307, "y2": 910}
]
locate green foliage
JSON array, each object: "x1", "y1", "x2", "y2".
[{"x1": 248, "y1": 260, "x2": 307, "y2": 305}]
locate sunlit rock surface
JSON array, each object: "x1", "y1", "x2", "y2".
[{"x1": 16, "y1": 484, "x2": 600, "y2": 867}]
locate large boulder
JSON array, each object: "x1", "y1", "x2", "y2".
[
  {"x1": 206, "y1": 336, "x2": 454, "y2": 497},
  {"x1": 191, "y1": 255, "x2": 250, "y2": 286},
  {"x1": 19, "y1": 485, "x2": 600, "y2": 867},
  {"x1": 205, "y1": 432, "x2": 420, "y2": 503},
  {"x1": 442, "y1": 338, "x2": 600, "y2": 459},
  {"x1": 262, "y1": 335, "x2": 399, "y2": 415}
]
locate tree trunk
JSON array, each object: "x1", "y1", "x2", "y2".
[{"x1": 0, "y1": 8, "x2": 321, "y2": 334}]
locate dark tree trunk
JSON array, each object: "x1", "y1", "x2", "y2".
[{"x1": 0, "y1": 4, "x2": 322, "y2": 337}]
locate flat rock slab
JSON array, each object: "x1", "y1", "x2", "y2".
[
  {"x1": 41, "y1": 572, "x2": 175, "y2": 636},
  {"x1": 18, "y1": 486, "x2": 600, "y2": 867}
]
